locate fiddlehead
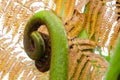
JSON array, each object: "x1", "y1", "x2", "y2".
[{"x1": 23, "y1": 10, "x2": 68, "y2": 80}]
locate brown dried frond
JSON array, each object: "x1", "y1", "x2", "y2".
[
  {"x1": 89, "y1": 1, "x2": 102, "y2": 39},
  {"x1": 9, "y1": 61, "x2": 26, "y2": 79},
  {"x1": 69, "y1": 38, "x2": 96, "y2": 52},
  {"x1": 68, "y1": 38, "x2": 108, "y2": 80},
  {"x1": 1, "y1": 42, "x2": 13, "y2": 50},
  {"x1": 0, "y1": 53, "x2": 11, "y2": 72},
  {"x1": 95, "y1": 0, "x2": 119, "y2": 50},
  {"x1": 20, "y1": 67, "x2": 31, "y2": 79},
  {"x1": 26, "y1": 72, "x2": 35, "y2": 80},
  {"x1": 22, "y1": 0, "x2": 53, "y2": 12},
  {"x1": 1, "y1": 57, "x2": 16, "y2": 79},
  {"x1": 72, "y1": 38, "x2": 96, "y2": 46},
  {"x1": 2, "y1": 1, "x2": 17, "y2": 33},
  {"x1": 0, "y1": 38, "x2": 9, "y2": 44},
  {"x1": 63, "y1": 0, "x2": 76, "y2": 23},
  {"x1": 53, "y1": 0, "x2": 76, "y2": 23},
  {"x1": 85, "y1": 0, "x2": 104, "y2": 38},
  {"x1": 108, "y1": 19, "x2": 120, "y2": 50},
  {"x1": 105, "y1": 0, "x2": 120, "y2": 50},
  {"x1": 69, "y1": 47, "x2": 108, "y2": 80},
  {"x1": 72, "y1": 55, "x2": 88, "y2": 80},
  {"x1": 94, "y1": 3, "x2": 105, "y2": 43},
  {"x1": 65, "y1": 10, "x2": 86, "y2": 39},
  {"x1": 79, "y1": 62, "x2": 92, "y2": 80},
  {"x1": 85, "y1": 0, "x2": 95, "y2": 34},
  {"x1": 0, "y1": 49, "x2": 49, "y2": 80},
  {"x1": 68, "y1": 47, "x2": 82, "y2": 80}
]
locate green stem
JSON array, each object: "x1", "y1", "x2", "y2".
[
  {"x1": 104, "y1": 36, "x2": 120, "y2": 80},
  {"x1": 23, "y1": 10, "x2": 68, "y2": 80}
]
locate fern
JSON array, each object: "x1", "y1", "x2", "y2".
[{"x1": 0, "y1": 0, "x2": 120, "y2": 80}]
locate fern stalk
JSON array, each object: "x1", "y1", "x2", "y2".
[{"x1": 105, "y1": 36, "x2": 120, "y2": 80}]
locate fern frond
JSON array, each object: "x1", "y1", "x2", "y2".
[
  {"x1": 54, "y1": 0, "x2": 76, "y2": 23},
  {"x1": 89, "y1": 1, "x2": 102, "y2": 39},
  {"x1": 69, "y1": 38, "x2": 108, "y2": 80},
  {"x1": 96, "y1": 1, "x2": 118, "y2": 49}
]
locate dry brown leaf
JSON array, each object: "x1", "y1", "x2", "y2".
[
  {"x1": 108, "y1": 19, "x2": 120, "y2": 50},
  {"x1": 68, "y1": 38, "x2": 108, "y2": 80},
  {"x1": 69, "y1": 50, "x2": 108, "y2": 80},
  {"x1": 65, "y1": 11, "x2": 86, "y2": 39},
  {"x1": 54, "y1": 0, "x2": 76, "y2": 23},
  {"x1": 96, "y1": 0, "x2": 119, "y2": 50},
  {"x1": 89, "y1": 1, "x2": 102, "y2": 39}
]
